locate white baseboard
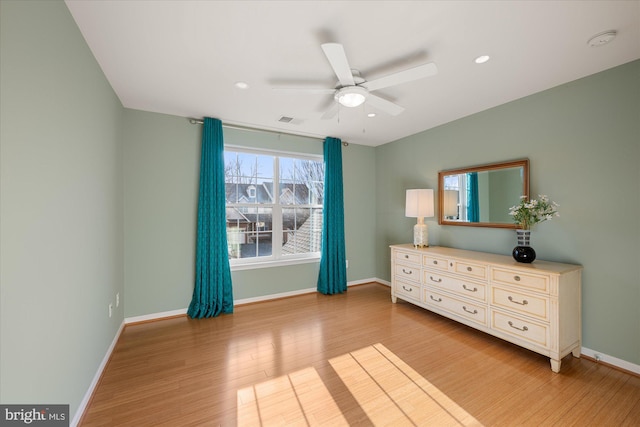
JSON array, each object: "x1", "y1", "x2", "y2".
[
  {"x1": 350, "y1": 277, "x2": 388, "y2": 287},
  {"x1": 124, "y1": 278, "x2": 383, "y2": 324},
  {"x1": 125, "y1": 308, "x2": 187, "y2": 324},
  {"x1": 581, "y1": 347, "x2": 640, "y2": 375},
  {"x1": 375, "y1": 278, "x2": 391, "y2": 287},
  {"x1": 230, "y1": 278, "x2": 384, "y2": 305},
  {"x1": 71, "y1": 320, "x2": 125, "y2": 427},
  {"x1": 235, "y1": 287, "x2": 316, "y2": 305}
]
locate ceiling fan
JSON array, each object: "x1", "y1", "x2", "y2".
[{"x1": 274, "y1": 43, "x2": 438, "y2": 119}]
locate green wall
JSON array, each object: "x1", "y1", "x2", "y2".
[
  {"x1": 0, "y1": 0, "x2": 124, "y2": 421},
  {"x1": 123, "y1": 109, "x2": 377, "y2": 317},
  {"x1": 2, "y1": 1, "x2": 638, "y2": 421},
  {"x1": 375, "y1": 60, "x2": 640, "y2": 365}
]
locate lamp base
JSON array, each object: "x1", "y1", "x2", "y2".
[{"x1": 413, "y1": 222, "x2": 429, "y2": 248}]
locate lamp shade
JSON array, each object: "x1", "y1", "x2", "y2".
[{"x1": 405, "y1": 189, "x2": 434, "y2": 218}]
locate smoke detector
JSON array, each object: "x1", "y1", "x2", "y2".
[{"x1": 588, "y1": 31, "x2": 617, "y2": 47}]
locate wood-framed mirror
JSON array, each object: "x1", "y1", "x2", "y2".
[{"x1": 438, "y1": 159, "x2": 529, "y2": 228}]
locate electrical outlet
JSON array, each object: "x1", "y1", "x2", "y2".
[
  {"x1": 109, "y1": 303, "x2": 113, "y2": 318},
  {"x1": 116, "y1": 293, "x2": 120, "y2": 307}
]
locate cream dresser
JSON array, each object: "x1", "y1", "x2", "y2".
[{"x1": 390, "y1": 244, "x2": 582, "y2": 372}]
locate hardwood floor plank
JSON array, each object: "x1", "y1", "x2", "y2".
[{"x1": 80, "y1": 283, "x2": 639, "y2": 426}]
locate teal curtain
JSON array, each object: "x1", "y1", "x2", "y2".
[
  {"x1": 317, "y1": 137, "x2": 347, "y2": 295},
  {"x1": 187, "y1": 117, "x2": 234, "y2": 318},
  {"x1": 467, "y1": 172, "x2": 479, "y2": 222}
]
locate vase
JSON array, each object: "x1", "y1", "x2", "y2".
[{"x1": 512, "y1": 229, "x2": 536, "y2": 263}]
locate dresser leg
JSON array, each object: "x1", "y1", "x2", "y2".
[
  {"x1": 391, "y1": 294, "x2": 397, "y2": 303},
  {"x1": 550, "y1": 358, "x2": 561, "y2": 373},
  {"x1": 572, "y1": 347, "x2": 581, "y2": 358}
]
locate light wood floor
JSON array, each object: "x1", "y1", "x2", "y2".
[{"x1": 81, "y1": 283, "x2": 640, "y2": 426}]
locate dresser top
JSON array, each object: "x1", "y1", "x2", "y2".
[{"x1": 390, "y1": 244, "x2": 582, "y2": 274}]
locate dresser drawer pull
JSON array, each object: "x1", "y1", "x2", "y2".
[
  {"x1": 466, "y1": 266, "x2": 473, "y2": 272},
  {"x1": 404, "y1": 254, "x2": 409, "y2": 259},
  {"x1": 462, "y1": 284, "x2": 477, "y2": 292},
  {"x1": 508, "y1": 321, "x2": 529, "y2": 332},
  {"x1": 402, "y1": 285, "x2": 413, "y2": 293},
  {"x1": 508, "y1": 296, "x2": 529, "y2": 306},
  {"x1": 463, "y1": 306, "x2": 478, "y2": 315},
  {"x1": 429, "y1": 276, "x2": 442, "y2": 283},
  {"x1": 430, "y1": 295, "x2": 442, "y2": 303},
  {"x1": 433, "y1": 260, "x2": 439, "y2": 265},
  {"x1": 514, "y1": 275, "x2": 521, "y2": 281},
  {"x1": 402, "y1": 269, "x2": 413, "y2": 275}
]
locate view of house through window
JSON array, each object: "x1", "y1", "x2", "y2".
[{"x1": 224, "y1": 149, "x2": 324, "y2": 265}]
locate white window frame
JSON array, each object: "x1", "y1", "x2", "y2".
[{"x1": 224, "y1": 146, "x2": 324, "y2": 271}]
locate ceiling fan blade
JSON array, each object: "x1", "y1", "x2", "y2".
[
  {"x1": 321, "y1": 43, "x2": 355, "y2": 87},
  {"x1": 321, "y1": 103, "x2": 340, "y2": 120},
  {"x1": 272, "y1": 87, "x2": 336, "y2": 95},
  {"x1": 366, "y1": 94, "x2": 405, "y2": 116},
  {"x1": 362, "y1": 62, "x2": 438, "y2": 92}
]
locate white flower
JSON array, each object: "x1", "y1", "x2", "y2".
[{"x1": 509, "y1": 195, "x2": 560, "y2": 230}]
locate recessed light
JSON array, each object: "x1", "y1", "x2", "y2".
[
  {"x1": 588, "y1": 30, "x2": 617, "y2": 47},
  {"x1": 367, "y1": 113, "x2": 376, "y2": 118},
  {"x1": 474, "y1": 55, "x2": 490, "y2": 64},
  {"x1": 234, "y1": 81, "x2": 249, "y2": 89}
]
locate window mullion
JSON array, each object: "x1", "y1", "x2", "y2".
[
  {"x1": 272, "y1": 157, "x2": 282, "y2": 257},
  {"x1": 272, "y1": 205, "x2": 282, "y2": 257}
]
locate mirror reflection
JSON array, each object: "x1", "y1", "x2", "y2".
[{"x1": 438, "y1": 160, "x2": 529, "y2": 228}]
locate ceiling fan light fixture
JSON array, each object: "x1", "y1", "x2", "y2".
[{"x1": 336, "y1": 86, "x2": 367, "y2": 108}]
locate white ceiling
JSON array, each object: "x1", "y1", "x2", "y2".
[{"x1": 65, "y1": 1, "x2": 640, "y2": 147}]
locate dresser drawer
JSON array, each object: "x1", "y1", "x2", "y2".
[
  {"x1": 491, "y1": 310, "x2": 549, "y2": 348},
  {"x1": 491, "y1": 287, "x2": 549, "y2": 322},
  {"x1": 395, "y1": 263, "x2": 421, "y2": 283},
  {"x1": 424, "y1": 271, "x2": 487, "y2": 302},
  {"x1": 491, "y1": 268, "x2": 549, "y2": 293},
  {"x1": 423, "y1": 255, "x2": 449, "y2": 271},
  {"x1": 394, "y1": 280, "x2": 420, "y2": 302},
  {"x1": 453, "y1": 261, "x2": 487, "y2": 280},
  {"x1": 394, "y1": 250, "x2": 421, "y2": 266},
  {"x1": 424, "y1": 289, "x2": 487, "y2": 326}
]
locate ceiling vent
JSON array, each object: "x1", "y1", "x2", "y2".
[{"x1": 277, "y1": 116, "x2": 303, "y2": 125}]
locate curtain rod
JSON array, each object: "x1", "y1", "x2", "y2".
[{"x1": 188, "y1": 118, "x2": 349, "y2": 146}]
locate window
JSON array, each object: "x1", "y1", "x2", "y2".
[
  {"x1": 224, "y1": 148, "x2": 324, "y2": 268},
  {"x1": 443, "y1": 173, "x2": 468, "y2": 221}
]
